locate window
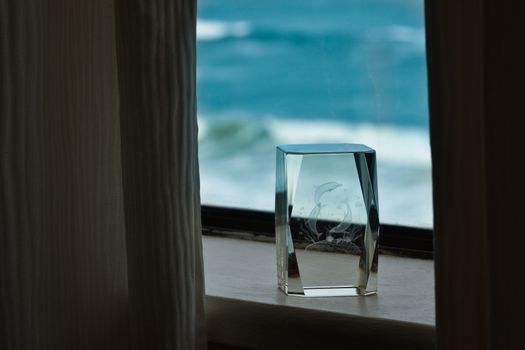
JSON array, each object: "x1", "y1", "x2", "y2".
[{"x1": 197, "y1": 0, "x2": 432, "y2": 252}]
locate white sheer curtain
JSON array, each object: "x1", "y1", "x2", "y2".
[{"x1": 0, "y1": 1, "x2": 206, "y2": 349}]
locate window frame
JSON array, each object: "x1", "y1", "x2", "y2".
[{"x1": 201, "y1": 205, "x2": 433, "y2": 258}]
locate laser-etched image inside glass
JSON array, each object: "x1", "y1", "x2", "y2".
[{"x1": 276, "y1": 144, "x2": 379, "y2": 297}]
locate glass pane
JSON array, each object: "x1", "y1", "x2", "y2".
[{"x1": 197, "y1": 0, "x2": 432, "y2": 228}]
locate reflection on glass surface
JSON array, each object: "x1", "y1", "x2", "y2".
[{"x1": 197, "y1": 0, "x2": 432, "y2": 227}]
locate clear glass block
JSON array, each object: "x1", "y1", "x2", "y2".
[{"x1": 276, "y1": 144, "x2": 379, "y2": 297}]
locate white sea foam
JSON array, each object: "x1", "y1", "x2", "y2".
[
  {"x1": 385, "y1": 25, "x2": 425, "y2": 49},
  {"x1": 197, "y1": 115, "x2": 433, "y2": 227},
  {"x1": 270, "y1": 119, "x2": 430, "y2": 167},
  {"x1": 267, "y1": 118, "x2": 431, "y2": 168},
  {"x1": 366, "y1": 25, "x2": 425, "y2": 51},
  {"x1": 197, "y1": 19, "x2": 252, "y2": 41},
  {"x1": 198, "y1": 115, "x2": 431, "y2": 167}
]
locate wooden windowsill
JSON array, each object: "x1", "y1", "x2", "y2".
[{"x1": 203, "y1": 235, "x2": 435, "y2": 349}]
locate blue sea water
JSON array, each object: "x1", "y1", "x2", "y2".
[{"x1": 197, "y1": 0, "x2": 432, "y2": 227}]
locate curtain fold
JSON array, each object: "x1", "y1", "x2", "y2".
[
  {"x1": 0, "y1": 1, "x2": 205, "y2": 349},
  {"x1": 427, "y1": 0, "x2": 525, "y2": 348},
  {"x1": 114, "y1": 0, "x2": 205, "y2": 349}
]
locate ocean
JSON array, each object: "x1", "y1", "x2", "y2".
[{"x1": 196, "y1": 0, "x2": 432, "y2": 228}]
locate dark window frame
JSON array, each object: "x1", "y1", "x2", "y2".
[{"x1": 202, "y1": 205, "x2": 433, "y2": 259}]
